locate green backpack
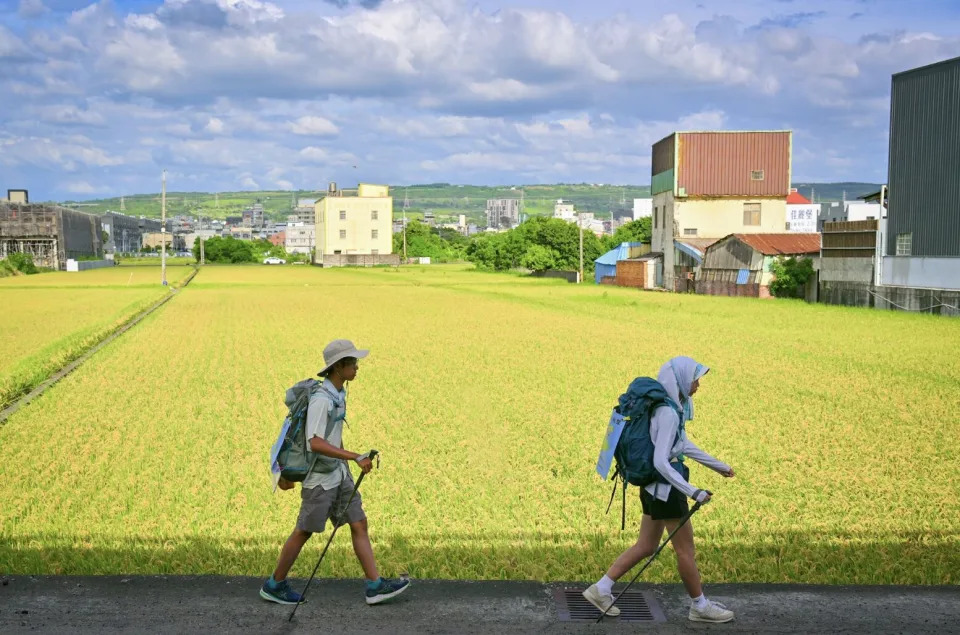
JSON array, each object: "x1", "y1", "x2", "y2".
[{"x1": 272, "y1": 379, "x2": 345, "y2": 482}]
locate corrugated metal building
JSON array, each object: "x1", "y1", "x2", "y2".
[
  {"x1": 651, "y1": 130, "x2": 792, "y2": 291},
  {"x1": 698, "y1": 233, "x2": 819, "y2": 298},
  {"x1": 0, "y1": 203, "x2": 103, "y2": 269},
  {"x1": 652, "y1": 131, "x2": 791, "y2": 198},
  {"x1": 818, "y1": 221, "x2": 881, "y2": 307},
  {"x1": 593, "y1": 242, "x2": 648, "y2": 284},
  {"x1": 101, "y1": 211, "x2": 147, "y2": 254},
  {"x1": 883, "y1": 55, "x2": 960, "y2": 290}
]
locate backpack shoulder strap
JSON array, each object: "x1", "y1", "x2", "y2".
[{"x1": 314, "y1": 384, "x2": 346, "y2": 439}]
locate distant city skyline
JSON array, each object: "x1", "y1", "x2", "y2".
[{"x1": 1, "y1": 0, "x2": 958, "y2": 199}]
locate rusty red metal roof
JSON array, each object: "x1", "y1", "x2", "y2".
[
  {"x1": 676, "y1": 131, "x2": 792, "y2": 197},
  {"x1": 733, "y1": 233, "x2": 820, "y2": 255}
]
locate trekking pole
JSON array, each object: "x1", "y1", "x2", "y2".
[
  {"x1": 596, "y1": 497, "x2": 705, "y2": 622},
  {"x1": 288, "y1": 449, "x2": 379, "y2": 622}
]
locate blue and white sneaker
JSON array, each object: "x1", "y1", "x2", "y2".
[
  {"x1": 365, "y1": 577, "x2": 410, "y2": 605},
  {"x1": 260, "y1": 578, "x2": 303, "y2": 605}
]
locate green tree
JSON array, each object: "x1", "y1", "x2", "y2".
[
  {"x1": 603, "y1": 217, "x2": 652, "y2": 250},
  {"x1": 199, "y1": 236, "x2": 256, "y2": 263},
  {"x1": 770, "y1": 257, "x2": 815, "y2": 298},
  {"x1": 392, "y1": 220, "x2": 461, "y2": 261},
  {"x1": 520, "y1": 244, "x2": 558, "y2": 272},
  {"x1": 465, "y1": 217, "x2": 604, "y2": 273},
  {"x1": 464, "y1": 233, "x2": 502, "y2": 269},
  {"x1": 5, "y1": 252, "x2": 38, "y2": 274}
]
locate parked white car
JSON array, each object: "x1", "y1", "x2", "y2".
[{"x1": 263, "y1": 257, "x2": 286, "y2": 265}]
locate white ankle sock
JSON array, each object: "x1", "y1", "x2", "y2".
[
  {"x1": 596, "y1": 575, "x2": 614, "y2": 595},
  {"x1": 692, "y1": 594, "x2": 709, "y2": 609}
]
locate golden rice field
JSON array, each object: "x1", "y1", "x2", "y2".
[
  {"x1": 0, "y1": 264, "x2": 958, "y2": 585},
  {"x1": 0, "y1": 266, "x2": 194, "y2": 410}
]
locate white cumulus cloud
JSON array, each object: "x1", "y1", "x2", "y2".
[{"x1": 289, "y1": 116, "x2": 340, "y2": 136}]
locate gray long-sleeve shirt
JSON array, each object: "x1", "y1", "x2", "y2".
[{"x1": 643, "y1": 405, "x2": 730, "y2": 501}]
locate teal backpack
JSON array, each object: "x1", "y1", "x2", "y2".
[
  {"x1": 606, "y1": 377, "x2": 683, "y2": 528},
  {"x1": 274, "y1": 379, "x2": 346, "y2": 483}
]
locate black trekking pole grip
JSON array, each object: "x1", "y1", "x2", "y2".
[{"x1": 595, "y1": 500, "x2": 705, "y2": 622}]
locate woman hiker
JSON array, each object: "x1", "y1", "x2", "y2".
[
  {"x1": 260, "y1": 339, "x2": 410, "y2": 606},
  {"x1": 583, "y1": 356, "x2": 736, "y2": 623}
]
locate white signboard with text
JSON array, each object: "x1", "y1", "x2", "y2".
[{"x1": 787, "y1": 204, "x2": 819, "y2": 233}]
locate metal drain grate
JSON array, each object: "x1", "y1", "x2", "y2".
[{"x1": 554, "y1": 588, "x2": 666, "y2": 623}]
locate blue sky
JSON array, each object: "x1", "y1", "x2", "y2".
[{"x1": 1, "y1": 0, "x2": 958, "y2": 200}]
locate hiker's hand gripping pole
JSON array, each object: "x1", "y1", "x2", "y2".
[
  {"x1": 596, "y1": 496, "x2": 707, "y2": 622},
  {"x1": 288, "y1": 449, "x2": 379, "y2": 622}
]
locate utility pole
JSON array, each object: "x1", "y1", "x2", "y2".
[
  {"x1": 198, "y1": 210, "x2": 205, "y2": 265},
  {"x1": 402, "y1": 187, "x2": 409, "y2": 261},
  {"x1": 578, "y1": 211, "x2": 584, "y2": 284},
  {"x1": 161, "y1": 170, "x2": 168, "y2": 286}
]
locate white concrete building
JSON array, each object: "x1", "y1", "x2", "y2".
[
  {"x1": 632, "y1": 198, "x2": 652, "y2": 220},
  {"x1": 285, "y1": 223, "x2": 316, "y2": 254},
  {"x1": 554, "y1": 199, "x2": 576, "y2": 222}
]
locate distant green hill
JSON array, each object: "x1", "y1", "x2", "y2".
[{"x1": 61, "y1": 182, "x2": 883, "y2": 223}]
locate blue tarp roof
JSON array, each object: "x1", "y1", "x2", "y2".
[
  {"x1": 674, "y1": 240, "x2": 705, "y2": 264},
  {"x1": 594, "y1": 242, "x2": 644, "y2": 266}
]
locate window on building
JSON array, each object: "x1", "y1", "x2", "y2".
[
  {"x1": 371, "y1": 210, "x2": 378, "y2": 220},
  {"x1": 654, "y1": 207, "x2": 658, "y2": 229},
  {"x1": 683, "y1": 228, "x2": 697, "y2": 236},
  {"x1": 339, "y1": 210, "x2": 346, "y2": 221},
  {"x1": 371, "y1": 249, "x2": 379, "y2": 255},
  {"x1": 750, "y1": 170, "x2": 764, "y2": 181},
  {"x1": 339, "y1": 229, "x2": 346, "y2": 239},
  {"x1": 896, "y1": 233, "x2": 912, "y2": 256},
  {"x1": 743, "y1": 202, "x2": 761, "y2": 226},
  {"x1": 371, "y1": 229, "x2": 378, "y2": 239}
]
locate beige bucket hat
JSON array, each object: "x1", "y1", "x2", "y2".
[{"x1": 318, "y1": 339, "x2": 369, "y2": 376}]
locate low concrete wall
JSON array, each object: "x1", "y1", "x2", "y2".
[
  {"x1": 315, "y1": 253, "x2": 401, "y2": 267},
  {"x1": 819, "y1": 280, "x2": 960, "y2": 316},
  {"x1": 695, "y1": 280, "x2": 775, "y2": 298},
  {"x1": 819, "y1": 281, "x2": 874, "y2": 308},
  {"x1": 66, "y1": 259, "x2": 114, "y2": 272},
  {"x1": 873, "y1": 285, "x2": 960, "y2": 317},
  {"x1": 530, "y1": 269, "x2": 579, "y2": 283}
]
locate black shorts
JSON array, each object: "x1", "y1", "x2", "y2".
[{"x1": 639, "y1": 463, "x2": 690, "y2": 520}]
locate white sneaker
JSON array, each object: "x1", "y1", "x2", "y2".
[
  {"x1": 689, "y1": 600, "x2": 734, "y2": 623},
  {"x1": 582, "y1": 584, "x2": 620, "y2": 617}
]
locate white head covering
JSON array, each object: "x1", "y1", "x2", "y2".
[{"x1": 656, "y1": 356, "x2": 709, "y2": 423}]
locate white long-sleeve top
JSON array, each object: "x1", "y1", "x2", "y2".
[{"x1": 643, "y1": 405, "x2": 730, "y2": 501}]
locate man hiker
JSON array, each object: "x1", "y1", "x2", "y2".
[{"x1": 260, "y1": 339, "x2": 410, "y2": 606}]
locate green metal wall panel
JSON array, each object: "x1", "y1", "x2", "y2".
[{"x1": 652, "y1": 169, "x2": 674, "y2": 195}]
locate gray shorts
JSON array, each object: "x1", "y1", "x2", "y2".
[{"x1": 296, "y1": 474, "x2": 366, "y2": 534}]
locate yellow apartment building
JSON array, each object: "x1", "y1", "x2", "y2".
[{"x1": 315, "y1": 183, "x2": 393, "y2": 264}]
